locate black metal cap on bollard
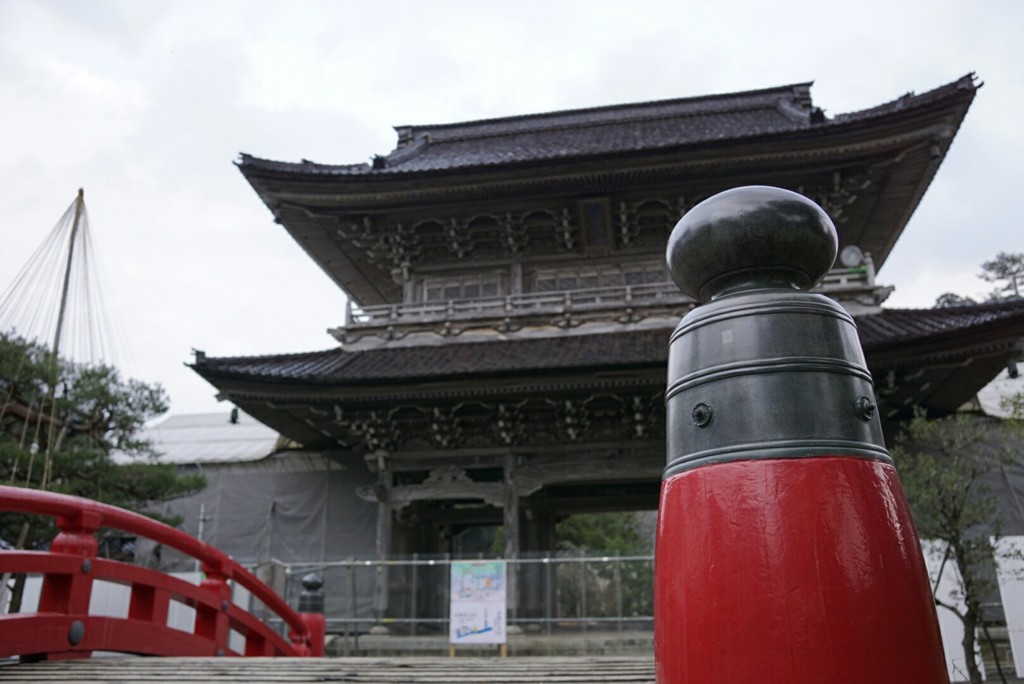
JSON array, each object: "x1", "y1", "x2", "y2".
[
  {"x1": 663, "y1": 186, "x2": 887, "y2": 477},
  {"x1": 666, "y1": 185, "x2": 837, "y2": 302},
  {"x1": 298, "y1": 573, "x2": 324, "y2": 614}
]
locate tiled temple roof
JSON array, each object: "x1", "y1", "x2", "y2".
[
  {"x1": 193, "y1": 300, "x2": 1024, "y2": 386},
  {"x1": 238, "y1": 75, "x2": 977, "y2": 176},
  {"x1": 233, "y1": 75, "x2": 978, "y2": 308},
  {"x1": 194, "y1": 328, "x2": 671, "y2": 384},
  {"x1": 856, "y1": 300, "x2": 1024, "y2": 348}
]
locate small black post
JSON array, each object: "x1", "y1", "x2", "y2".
[{"x1": 298, "y1": 572, "x2": 324, "y2": 614}]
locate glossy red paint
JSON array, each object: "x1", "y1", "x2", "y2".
[
  {"x1": 0, "y1": 485, "x2": 324, "y2": 660},
  {"x1": 654, "y1": 456, "x2": 947, "y2": 683}
]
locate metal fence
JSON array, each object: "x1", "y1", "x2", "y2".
[{"x1": 271, "y1": 552, "x2": 654, "y2": 646}]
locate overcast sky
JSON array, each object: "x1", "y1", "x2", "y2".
[{"x1": 0, "y1": 0, "x2": 1021, "y2": 416}]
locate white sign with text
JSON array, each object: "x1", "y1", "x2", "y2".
[{"x1": 449, "y1": 560, "x2": 506, "y2": 645}]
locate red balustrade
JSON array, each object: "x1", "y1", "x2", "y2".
[{"x1": 0, "y1": 485, "x2": 325, "y2": 660}]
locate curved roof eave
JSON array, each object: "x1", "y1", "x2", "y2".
[{"x1": 236, "y1": 74, "x2": 976, "y2": 185}]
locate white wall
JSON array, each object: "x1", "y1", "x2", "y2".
[{"x1": 996, "y1": 537, "x2": 1024, "y2": 678}]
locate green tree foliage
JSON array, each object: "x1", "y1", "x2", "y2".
[
  {"x1": 553, "y1": 512, "x2": 654, "y2": 621},
  {"x1": 1002, "y1": 392, "x2": 1024, "y2": 420},
  {"x1": 981, "y1": 251, "x2": 1024, "y2": 301},
  {"x1": 893, "y1": 411, "x2": 1022, "y2": 683},
  {"x1": 0, "y1": 330, "x2": 204, "y2": 552},
  {"x1": 555, "y1": 511, "x2": 651, "y2": 555}
]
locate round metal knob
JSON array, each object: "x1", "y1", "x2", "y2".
[
  {"x1": 666, "y1": 186, "x2": 838, "y2": 302},
  {"x1": 301, "y1": 572, "x2": 324, "y2": 591}
]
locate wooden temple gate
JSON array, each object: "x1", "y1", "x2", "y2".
[{"x1": 191, "y1": 73, "x2": 1024, "y2": 627}]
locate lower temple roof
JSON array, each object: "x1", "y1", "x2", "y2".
[{"x1": 193, "y1": 301, "x2": 1024, "y2": 429}]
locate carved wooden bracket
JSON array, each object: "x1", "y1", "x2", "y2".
[
  {"x1": 499, "y1": 213, "x2": 528, "y2": 255},
  {"x1": 390, "y1": 480, "x2": 504, "y2": 508},
  {"x1": 558, "y1": 208, "x2": 577, "y2": 251},
  {"x1": 424, "y1": 465, "x2": 472, "y2": 485},
  {"x1": 333, "y1": 406, "x2": 400, "y2": 452},
  {"x1": 445, "y1": 218, "x2": 474, "y2": 259}
]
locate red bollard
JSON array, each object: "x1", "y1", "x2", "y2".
[{"x1": 655, "y1": 187, "x2": 947, "y2": 682}]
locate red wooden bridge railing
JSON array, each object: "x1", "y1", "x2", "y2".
[{"x1": 0, "y1": 485, "x2": 325, "y2": 660}]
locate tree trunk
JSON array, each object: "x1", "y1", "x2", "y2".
[
  {"x1": 981, "y1": 620, "x2": 1010, "y2": 683},
  {"x1": 962, "y1": 607, "x2": 982, "y2": 684}
]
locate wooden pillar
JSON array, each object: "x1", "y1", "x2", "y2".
[
  {"x1": 373, "y1": 451, "x2": 392, "y2": 620},
  {"x1": 510, "y1": 261, "x2": 523, "y2": 295},
  {"x1": 502, "y1": 452, "x2": 519, "y2": 622},
  {"x1": 533, "y1": 508, "x2": 558, "y2": 623},
  {"x1": 520, "y1": 504, "x2": 545, "y2": 622}
]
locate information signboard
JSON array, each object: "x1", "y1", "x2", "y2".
[{"x1": 449, "y1": 560, "x2": 506, "y2": 645}]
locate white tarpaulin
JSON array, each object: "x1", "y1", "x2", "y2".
[{"x1": 995, "y1": 536, "x2": 1024, "y2": 678}]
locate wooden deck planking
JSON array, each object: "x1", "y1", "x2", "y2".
[{"x1": 0, "y1": 656, "x2": 656, "y2": 683}]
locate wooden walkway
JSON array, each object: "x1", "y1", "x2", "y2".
[{"x1": 0, "y1": 656, "x2": 656, "y2": 683}]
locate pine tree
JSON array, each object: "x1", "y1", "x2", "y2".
[
  {"x1": 1, "y1": 330, "x2": 204, "y2": 608},
  {"x1": 980, "y1": 252, "x2": 1024, "y2": 301}
]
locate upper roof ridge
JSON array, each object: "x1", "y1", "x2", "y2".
[
  {"x1": 394, "y1": 82, "x2": 814, "y2": 145},
  {"x1": 236, "y1": 75, "x2": 975, "y2": 178}
]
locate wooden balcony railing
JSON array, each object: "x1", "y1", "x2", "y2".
[{"x1": 333, "y1": 265, "x2": 881, "y2": 344}]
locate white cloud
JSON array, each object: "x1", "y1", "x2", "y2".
[
  {"x1": 885, "y1": 268, "x2": 991, "y2": 310},
  {"x1": 0, "y1": 56, "x2": 148, "y2": 170},
  {"x1": 1, "y1": 0, "x2": 1022, "y2": 413}
]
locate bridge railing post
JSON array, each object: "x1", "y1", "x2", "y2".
[
  {"x1": 127, "y1": 583, "x2": 170, "y2": 627},
  {"x1": 655, "y1": 186, "x2": 947, "y2": 683},
  {"x1": 37, "y1": 510, "x2": 101, "y2": 633},
  {"x1": 196, "y1": 561, "x2": 232, "y2": 655}
]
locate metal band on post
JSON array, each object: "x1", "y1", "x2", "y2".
[{"x1": 655, "y1": 186, "x2": 947, "y2": 683}]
